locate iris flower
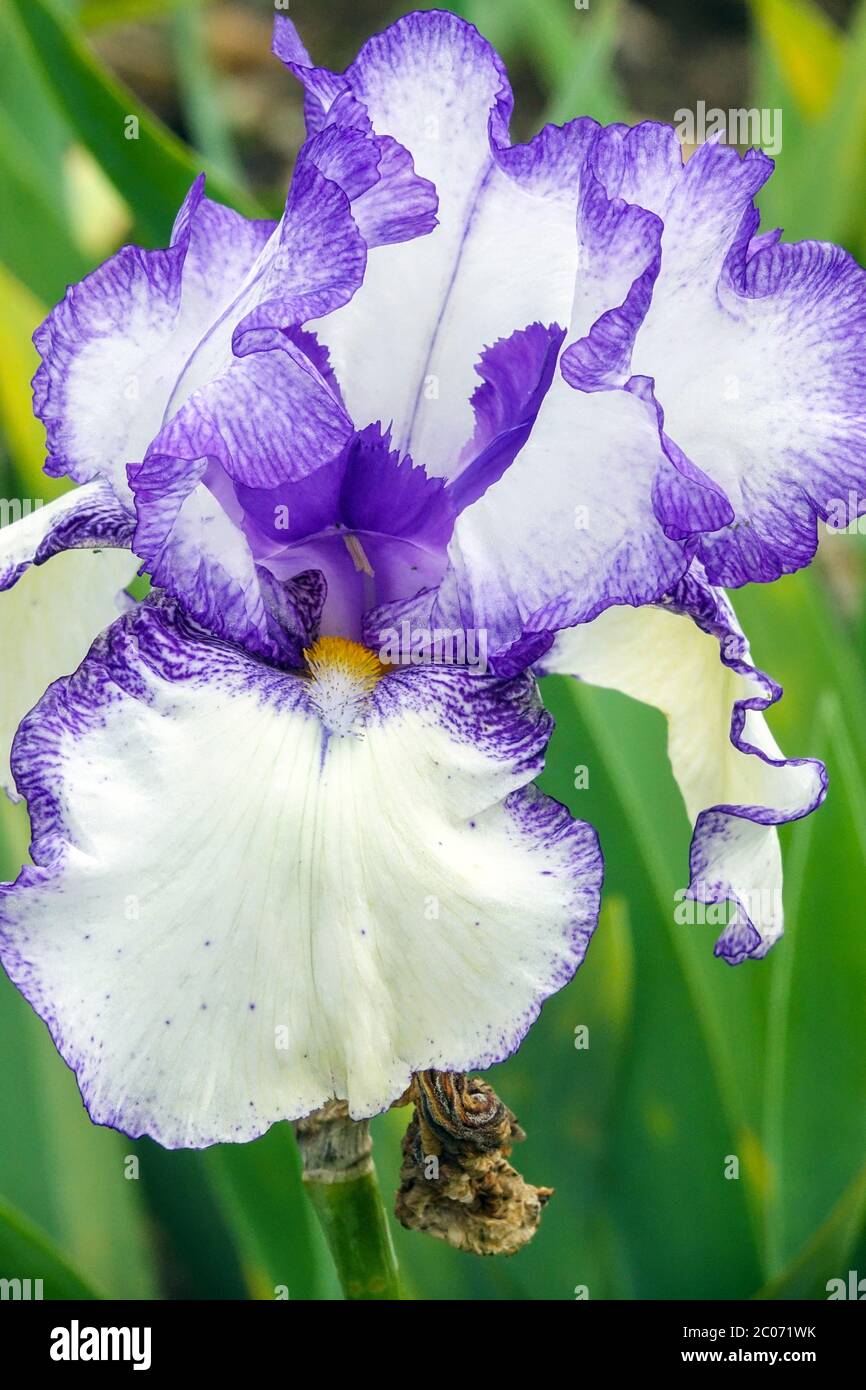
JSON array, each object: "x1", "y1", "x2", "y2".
[{"x1": 0, "y1": 11, "x2": 861, "y2": 1149}]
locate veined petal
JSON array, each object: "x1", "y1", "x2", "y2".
[
  {"x1": 421, "y1": 383, "x2": 696, "y2": 660},
  {"x1": 128, "y1": 453, "x2": 295, "y2": 663},
  {"x1": 637, "y1": 229, "x2": 866, "y2": 584},
  {"x1": 541, "y1": 567, "x2": 826, "y2": 962},
  {"x1": 142, "y1": 329, "x2": 353, "y2": 490},
  {"x1": 288, "y1": 9, "x2": 598, "y2": 476},
  {"x1": 0, "y1": 482, "x2": 133, "y2": 590},
  {"x1": 272, "y1": 18, "x2": 438, "y2": 246},
  {"x1": 0, "y1": 486, "x2": 136, "y2": 792},
  {"x1": 569, "y1": 136, "x2": 866, "y2": 585},
  {"x1": 0, "y1": 600, "x2": 602, "y2": 1145},
  {"x1": 32, "y1": 97, "x2": 430, "y2": 503},
  {"x1": 33, "y1": 177, "x2": 276, "y2": 498}
]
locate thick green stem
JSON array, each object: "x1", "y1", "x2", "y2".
[
  {"x1": 304, "y1": 1167, "x2": 400, "y2": 1300},
  {"x1": 294, "y1": 1102, "x2": 401, "y2": 1301}
]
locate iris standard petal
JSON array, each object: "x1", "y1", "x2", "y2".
[
  {"x1": 32, "y1": 177, "x2": 276, "y2": 499},
  {"x1": 568, "y1": 135, "x2": 866, "y2": 586},
  {"x1": 276, "y1": 10, "x2": 598, "y2": 478}
]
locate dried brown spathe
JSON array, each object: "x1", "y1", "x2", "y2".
[{"x1": 394, "y1": 1072, "x2": 553, "y2": 1257}]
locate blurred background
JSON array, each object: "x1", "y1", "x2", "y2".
[{"x1": 0, "y1": 0, "x2": 865, "y2": 1300}]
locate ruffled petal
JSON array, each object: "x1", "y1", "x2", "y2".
[
  {"x1": 0, "y1": 486, "x2": 136, "y2": 792},
  {"x1": 272, "y1": 18, "x2": 438, "y2": 246},
  {"x1": 32, "y1": 97, "x2": 434, "y2": 501},
  {"x1": 33, "y1": 177, "x2": 276, "y2": 498},
  {"x1": 565, "y1": 135, "x2": 866, "y2": 585},
  {"x1": 638, "y1": 229, "x2": 866, "y2": 584},
  {"x1": 448, "y1": 321, "x2": 566, "y2": 513},
  {"x1": 128, "y1": 452, "x2": 296, "y2": 663},
  {"x1": 415, "y1": 384, "x2": 696, "y2": 662},
  {"x1": 0, "y1": 599, "x2": 602, "y2": 1144},
  {"x1": 142, "y1": 329, "x2": 353, "y2": 490},
  {"x1": 541, "y1": 567, "x2": 826, "y2": 961},
  {"x1": 283, "y1": 9, "x2": 598, "y2": 477}
]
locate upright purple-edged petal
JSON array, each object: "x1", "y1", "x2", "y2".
[
  {"x1": 566, "y1": 134, "x2": 866, "y2": 585},
  {"x1": 283, "y1": 9, "x2": 598, "y2": 481},
  {"x1": 32, "y1": 177, "x2": 276, "y2": 500},
  {"x1": 272, "y1": 17, "x2": 347, "y2": 130},
  {"x1": 273, "y1": 16, "x2": 438, "y2": 246},
  {"x1": 32, "y1": 85, "x2": 435, "y2": 509}
]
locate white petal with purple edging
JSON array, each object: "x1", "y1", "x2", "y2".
[
  {"x1": 540, "y1": 570, "x2": 826, "y2": 961},
  {"x1": 428, "y1": 384, "x2": 696, "y2": 658},
  {"x1": 0, "y1": 600, "x2": 602, "y2": 1144},
  {"x1": 567, "y1": 136, "x2": 866, "y2": 585},
  {"x1": 283, "y1": 10, "x2": 598, "y2": 476},
  {"x1": 33, "y1": 179, "x2": 276, "y2": 500},
  {"x1": 0, "y1": 485, "x2": 137, "y2": 793}
]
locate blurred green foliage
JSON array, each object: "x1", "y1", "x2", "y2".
[{"x1": 0, "y1": 0, "x2": 864, "y2": 1300}]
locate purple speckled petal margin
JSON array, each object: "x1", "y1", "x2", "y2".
[
  {"x1": 540, "y1": 563, "x2": 826, "y2": 963},
  {"x1": 0, "y1": 596, "x2": 602, "y2": 1144}
]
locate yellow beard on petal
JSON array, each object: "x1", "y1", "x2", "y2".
[{"x1": 303, "y1": 636, "x2": 387, "y2": 736}]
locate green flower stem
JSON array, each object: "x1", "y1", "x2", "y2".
[
  {"x1": 303, "y1": 1166, "x2": 401, "y2": 1301},
  {"x1": 294, "y1": 1103, "x2": 401, "y2": 1301}
]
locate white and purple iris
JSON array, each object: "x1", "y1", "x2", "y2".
[{"x1": 0, "y1": 11, "x2": 861, "y2": 1147}]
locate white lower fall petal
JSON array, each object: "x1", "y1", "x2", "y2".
[{"x1": 0, "y1": 601, "x2": 602, "y2": 1145}]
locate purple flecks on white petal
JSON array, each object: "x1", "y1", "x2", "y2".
[{"x1": 0, "y1": 596, "x2": 602, "y2": 1145}]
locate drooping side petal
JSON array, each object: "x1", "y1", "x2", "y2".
[
  {"x1": 0, "y1": 485, "x2": 137, "y2": 792},
  {"x1": 540, "y1": 568, "x2": 826, "y2": 962},
  {"x1": 0, "y1": 600, "x2": 602, "y2": 1144}
]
